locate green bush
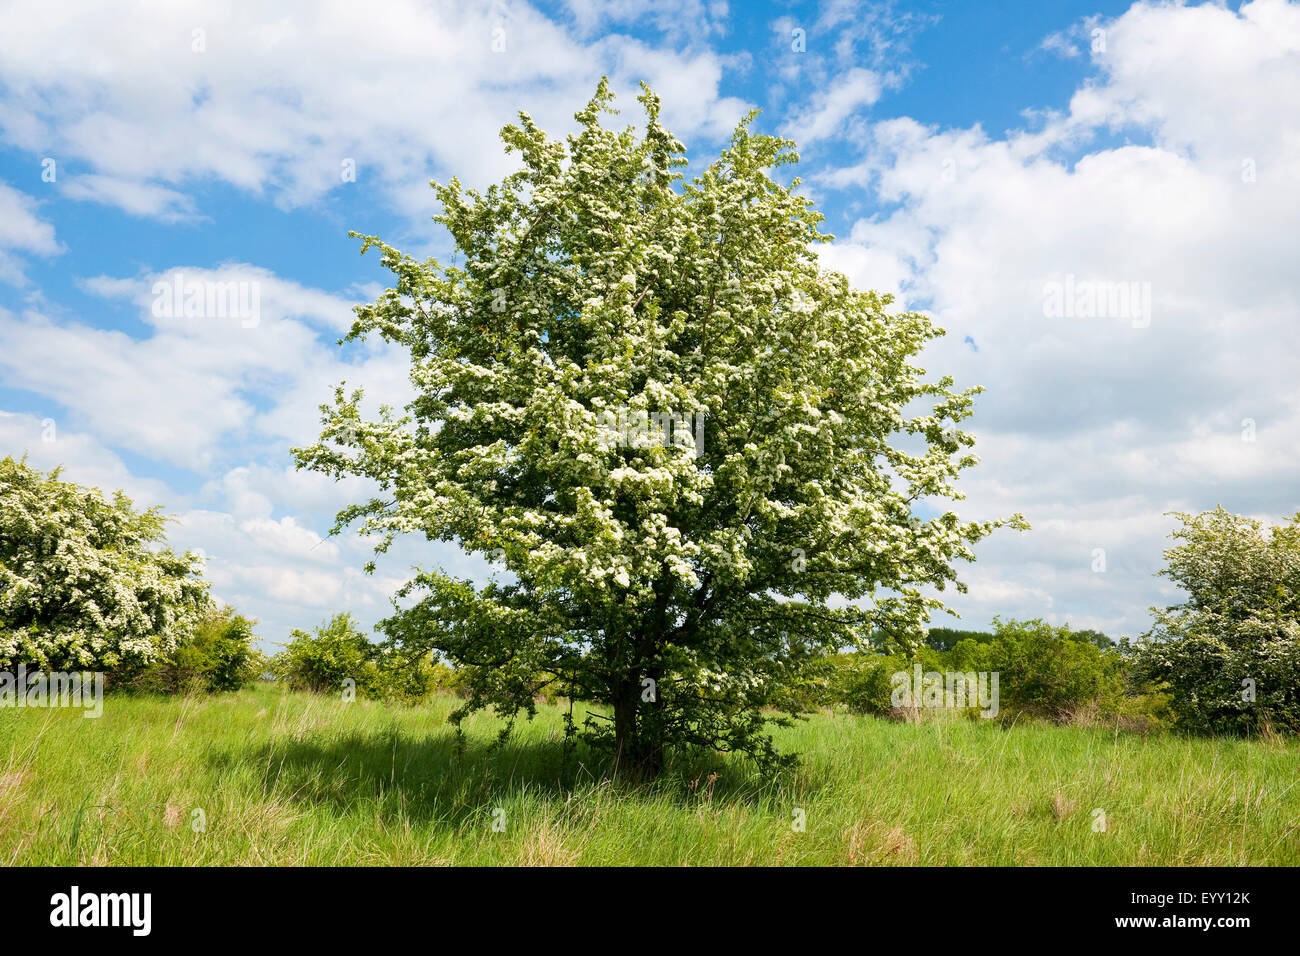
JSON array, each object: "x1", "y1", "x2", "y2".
[
  {"x1": 274, "y1": 613, "x2": 459, "y2": 704},
  {"x1": 428, "y1": 661, "x2": 471, "y2": 697},
  {"x1": 116, "y1": 605, "x2": 264, "y2": 694},
  {"x1": 834, "y1": 653, "x2": 903, "y2": 716},
  {"x1": 795, "y1": 651, "x2": 919, "y2": 717},
  {"x1": 945, "y1": 637, "x2": 995, "y2": 673},
  {"x1": 273, "y1": 612, "x2": 380, "y2": 696},
  {"x1": 983, "y1": 617, "x2": 1125, "y2": 721},
  {"x1": 812, "y1": 620, "x2": 1128, "y2": 724},
  {"x1": 373, "y1": 646, "x2": 444, "y2": 704}
]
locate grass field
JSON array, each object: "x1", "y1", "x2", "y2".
[{"x1": 2, "y1": 683, "x2": 1297, "y2": 866}]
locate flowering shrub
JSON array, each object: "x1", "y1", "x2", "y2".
[
  {"x1": 1134, "y1": 508, "x2": 1300, "y2": 734},
  {"x1": 0, "y1": 456, "x2": 208, "y2": 669}
]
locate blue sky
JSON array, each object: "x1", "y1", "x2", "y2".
[{"x1": 1, "y1": 0, "x2": 1297, "y2": 647}]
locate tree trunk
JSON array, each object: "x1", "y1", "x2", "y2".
[
  {"x1": 612, "y1": 672, "x2": 664, "y2": 779},
  {"x1": 638, "y1": 737, "x2": 664, "y2": 778},
  {"x1": 641, "y1": 664, "x2": 665, "y2": 777},
  {"x1": 613, "y1": 676, "x2": 639, "y2": 774}
]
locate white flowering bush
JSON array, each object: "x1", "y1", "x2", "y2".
[
  {"x1": 0, "y1": 456, "x2": 209, "y2": 669},
  {"x1": 295, "y1": 81, "x2": 1021, "y2": 775},
  {"x1": 1135, "y1": 508, "x2": 1300, "y2": 734}
]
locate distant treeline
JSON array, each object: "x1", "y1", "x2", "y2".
[{"x1": 920, "y1": 626, "x2": 1114, "y2": 652}]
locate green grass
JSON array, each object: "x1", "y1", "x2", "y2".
[{"x1": 2, "y1": 683, "x2": 1297, "y2": 865}]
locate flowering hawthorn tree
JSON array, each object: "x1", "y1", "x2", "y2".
[
  {"x1": 1136, "y1": 508, "x2": 1300, "y2": 733},
  {"x1": 0, "y1": 456, "x2": 209, "y2": 669},
  {"x1": 295, "y1": 81, "x2": 1018, "y2": 775}
]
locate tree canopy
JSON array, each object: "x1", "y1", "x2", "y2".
[{"x1": 295, "y1": 80, "x2": 1019, "y2": 774}]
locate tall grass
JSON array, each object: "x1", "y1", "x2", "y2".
[{"x1": 1, "y1": 683, "x2": 1296, "y2": 865}]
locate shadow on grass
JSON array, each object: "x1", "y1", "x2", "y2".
[{"x1": 205, "y1": 724, "x2": 812, "y2": 828}]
